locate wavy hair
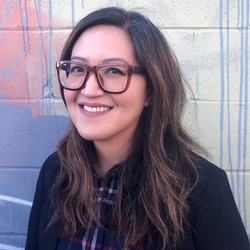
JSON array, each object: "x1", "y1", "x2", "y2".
[{"x1": 51, "y1": 7, "x2": 205, "y2": 250}]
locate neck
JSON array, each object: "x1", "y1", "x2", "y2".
[{"x1": 93, "y1": 136, "x2": 132, "y2": 177}]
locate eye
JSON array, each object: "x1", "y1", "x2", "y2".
[
  {"x1": 105, "y1": 67, "x2": 124, "y2": 75},
  {"x1": 70, "y1": 65, "x2": 86, "y2": 73}
]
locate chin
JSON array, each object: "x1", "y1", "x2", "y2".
[{"x1": 77, "y1": 130, "x2": 104, "y2": 142}]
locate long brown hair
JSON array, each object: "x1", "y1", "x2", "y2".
[{"x1": 51, "y1": 7, "x2": 205, "y2": 250}]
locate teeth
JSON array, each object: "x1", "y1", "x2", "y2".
[{"x1": 83, "y1": 105, "x2": 110, "y2": 112}]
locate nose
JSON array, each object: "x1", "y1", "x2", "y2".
[{"x1": 81, "y1": 72, "x2": 105, "y2": 97}]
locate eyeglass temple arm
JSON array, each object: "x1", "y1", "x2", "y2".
[
  {"x1": 133, "y1": 66, "x2": 147, "y2": 75},
  {"x1": 57, "y1": 62, "x2": 70, "y2": 77}
]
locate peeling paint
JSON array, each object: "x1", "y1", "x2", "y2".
[{"x1": 0, "y1": 195, "x2": 32, "y2": 206}]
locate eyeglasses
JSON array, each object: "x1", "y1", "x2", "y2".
[{"x1": 56, "y1": 61, "x2": 147, "y2": 94}]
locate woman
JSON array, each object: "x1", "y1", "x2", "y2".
[{"x1": 25, "y1": 7, "x2": 250, "y2": 250}]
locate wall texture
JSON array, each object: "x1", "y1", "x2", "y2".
[{"x1": 0, "y1": 0, "x2": 249, "y2": 249}]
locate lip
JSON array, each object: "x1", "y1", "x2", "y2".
[
  {"x1": 78, "y1": 102, "x2": 112, "y2": 118},
  {"x1": 78, "y1": 102, "x2": 111, "y2": 107}
]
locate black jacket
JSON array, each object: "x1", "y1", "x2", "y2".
[{"x1": 25, "y1": 152, "x2": 250, "y2": 250}]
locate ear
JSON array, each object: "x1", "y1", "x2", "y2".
[{"x1": 144, "y1": 91, "x2": 152, "y2": 107}]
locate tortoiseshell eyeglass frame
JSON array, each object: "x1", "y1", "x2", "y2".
[{"x1": 56, "y1": 60, "x2": 147, "y2": 94}]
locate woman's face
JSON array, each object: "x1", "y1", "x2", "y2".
[{"x1": 64, "y1": 25, "x2": 149, "y2": 147}]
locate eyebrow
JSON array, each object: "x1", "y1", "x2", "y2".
[
  {"x1": 71, "y1": 56, "x2": 87, "y2": 62},
  {"x1": 70, "y1": 56, "x2": 130, "y2": 65}
]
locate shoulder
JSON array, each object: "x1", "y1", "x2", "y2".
[
  {"x1": 190, "y1": 153, "x2": 228, "y2": 195},
  {"x1": 187, "y1": 154, "x2": 250, "y2": 250},
  {"x1": 25, "y1": 152, "x2": 61, "y2": 250},
  {"x1": 41, "y1": 151, "x2": 60, "y2": 172},
  {"x1": 32, "y1": 152, "x2": 61, "y2": 201},
  {"x1": 189, "y1": 153, "x2": 230, "y2": 211},
  {"x1": 39, "y1": 152, "x2": 61, "y2": 187},
  {"x1": 32, "y1": 151, "x2": 61, "y2": 201},
  {"x1": 192, "y1": 153, "x2": 225, "y2": 180}
]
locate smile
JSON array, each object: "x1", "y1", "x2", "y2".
[{"x1": 82, "y1": 105, "x2": 111, "y2": 112}]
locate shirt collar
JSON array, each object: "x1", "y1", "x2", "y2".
[{"x1": 93, "y1": 164, "x2": 122, "y2": 180}]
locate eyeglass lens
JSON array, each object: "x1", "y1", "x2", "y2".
[{"x1": 59, "y1": 62, "x2": 129, "y2": 92}]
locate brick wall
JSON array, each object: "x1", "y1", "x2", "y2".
[{"x1": 0, "y1": 0, "x2": 249, "y2": 248}]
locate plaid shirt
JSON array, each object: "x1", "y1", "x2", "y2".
[{"x1": 57, "y1": 166, "x2": 127, "y2": 250}]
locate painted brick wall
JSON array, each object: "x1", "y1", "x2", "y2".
[{"x1": 0, "y1": 0, "x2": 249, "y2": 249}]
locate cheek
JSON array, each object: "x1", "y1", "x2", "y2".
[
  {"x1": 114, "y1": 78, "x2": 148, "y2": 108},
  {"x1": 112, "y1": 91, "x2": 147, "y2": 114},
  {"x1": 63, "y1": 90, "x2": 78, "y2": 118},
  {"x1": 64, "y1": 90, "x2": 77, "y2": 105},
  {"x1": 112, "y1": 94, "x2": 135, "y2": 109}
]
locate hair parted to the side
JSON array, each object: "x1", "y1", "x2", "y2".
[{"x1": 51, "y1": 7, "x2": 206, "y2": 250}]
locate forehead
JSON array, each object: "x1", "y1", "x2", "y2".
[{"x1": 71, "y1": 25, "x2": 138, "y2": 65}]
